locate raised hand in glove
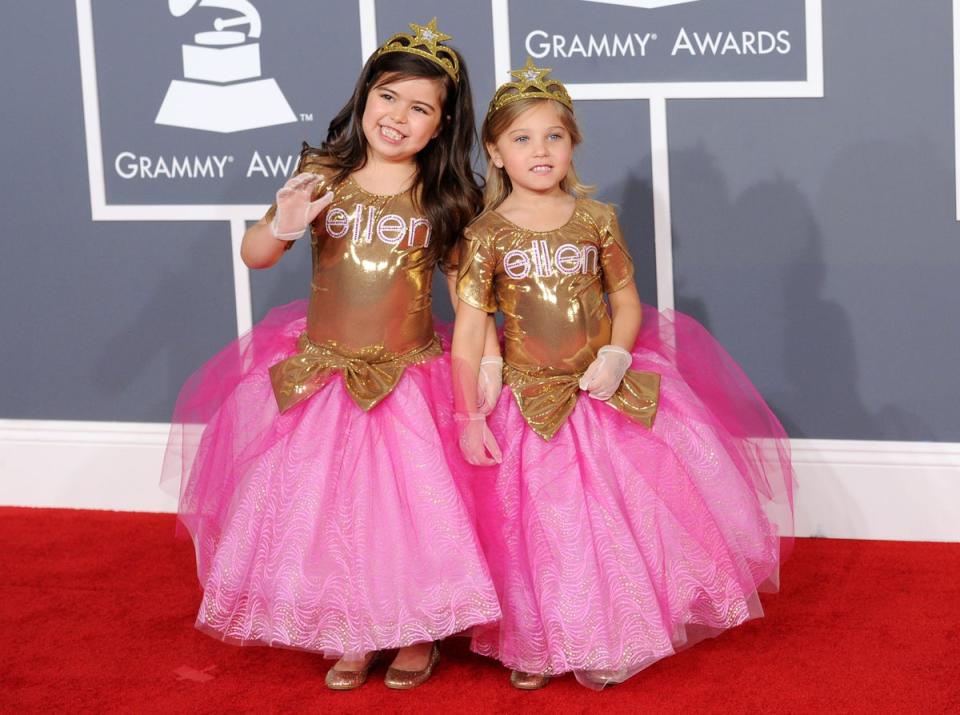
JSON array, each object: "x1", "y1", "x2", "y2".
[{"x1": 270, "y1": 173, "x2": 333, "y2": 241}]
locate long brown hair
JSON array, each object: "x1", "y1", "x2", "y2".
[
  {"x1": 301, "y1": 50, "x2": 482, "y2": 269},
  {"x1": 480, "y1": 98, "x2": 593, "y2": 210}
]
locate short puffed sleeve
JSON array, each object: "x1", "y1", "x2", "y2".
[
  {"x1": 600, "y1": 205, "x2": 635, "y2": 293},
  {"x1": 456, "y1": 224, "x2": 499, "y2": 313}
]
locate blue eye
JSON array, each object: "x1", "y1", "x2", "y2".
[
  {"x1": 549, "y1": 133, "x2": 563, "y2": 141},
  {"x1": 514, "y1": 135, "x2": 528, "y2": 143}
]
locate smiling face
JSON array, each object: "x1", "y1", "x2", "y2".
[
  {"x1": 360, "y1": 74, "x2": 445, "y2": 165},
  {"x1": 487, "y1": 100, "x2": 574, "y2": 197}
]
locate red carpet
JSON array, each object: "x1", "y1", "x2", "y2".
[{"x1": 2, "y1": 507, "x2": 958, "y2": 714}]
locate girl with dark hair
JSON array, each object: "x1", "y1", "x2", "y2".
[{"x1": 163, "y1": 19, "x2": 500, "y2": 690}]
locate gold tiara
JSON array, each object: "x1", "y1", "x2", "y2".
[
  {"x1": 376, "y1": 18, "x2": 460, "y2": 83},
  {"x1": 489, "y1": 58, "x2": 574, "y2": 114}
]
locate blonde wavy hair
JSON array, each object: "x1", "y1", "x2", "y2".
[{"x1": 481, "y1": 97, "x2": 593, "y2": 210}]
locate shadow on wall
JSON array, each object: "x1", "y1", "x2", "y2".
[
  {"x1": 611, "y1": 172, "x2": 658, "y2": 308},
  {"x1": 668, "y1": 144, "x2": 935, "y2": 441},
  {"x1": 817, "y1": 137, "x2": 950, "y2": 441}
]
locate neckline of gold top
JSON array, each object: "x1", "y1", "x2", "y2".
[
  {"x1": 493, "y1": 197, "x2": 581, "y2": 235},
  {"x1": 376, "y1": 17, "x2": 460, "y2": 83},
  {"x1": 489, "y1": 58, "x2": 574, "y2": 115}
]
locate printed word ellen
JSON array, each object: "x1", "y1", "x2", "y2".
[
  {"x1": 503, "y1": 241, "x2": 599, "y2": 279},
  {"x1": 325, "y1": 203, "x2": 432, "y2": 248}
]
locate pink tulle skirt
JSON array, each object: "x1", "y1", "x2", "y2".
[
  {"x1": 162, "y1": 300, "x2": 500, "y2": 657},
  {"x1": 468, "y1": 307, "x2": 795, "y2": 688}
]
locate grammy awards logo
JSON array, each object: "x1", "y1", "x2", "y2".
[{"x1": 155, "y1": 0, "x2": 297, "y2": 133}]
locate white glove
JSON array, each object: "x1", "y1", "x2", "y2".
[
  {"x1": 454, "y1": 412, "x2": 502, "y2": 466},
  {"x1": 579, "y1": 345, "x2": 632, "y2": 401},
  {"x1": 270, "y1": 173, "x2": 333, "y2": 240},
  {"x1": 476, "y1": 356, "x2": 503, "y2": 416}
]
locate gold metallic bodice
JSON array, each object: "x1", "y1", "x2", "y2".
[
  {"x1": 457, "y1": 199, "x2": 659, "y2": 438},
  {"x1": 304, "y1": 173, "x2": 436, "y2": 356},
  {"x1": 267, "y1": 160, "x2": 440, "y2": 412},
  {"x1": 458, "y1": 199, "x2": 634, "y2": 373}
]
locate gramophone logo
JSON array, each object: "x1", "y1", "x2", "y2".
[{"x1": 155, "y1": 0, "x2": 297, "y2": 133}]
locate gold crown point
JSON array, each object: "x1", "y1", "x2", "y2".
[
  {"x1": 409, "y1": 17, "x2": 451, "y2": 50},
  {"x1": 375, "y1": 17, "x2": 460, "y2": 82},
  {"x1": 511, "y1": 57, "x2": 552, "y2": 88},
  {"x1": 490, "y1": 58, "x2": 574, "y2": 114}
]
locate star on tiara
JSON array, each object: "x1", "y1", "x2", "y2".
[
  {"x1": 489, "y1": 58, "x2": 574, "y2": 114},
  {"x1": 376, "y1": 18, "x2": 460, "y2": 82}
]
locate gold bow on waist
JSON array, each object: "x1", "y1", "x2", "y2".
[
  {"x1": 269, "y1": 333, "x2": 443, "y2": 413},
  {"x1": 504, "y1": 362, "x2": 661, "y2": 440}
]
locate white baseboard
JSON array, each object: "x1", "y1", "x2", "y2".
[
  {"x1": 1, "y1": 420, "x2": 958, "y2": 542},
  {"x1": 789, "y1": 439, "x2": 960, "y2": 542},
  {"x1": 0, "y1": 420, "x2": 177, "y2": 513}
]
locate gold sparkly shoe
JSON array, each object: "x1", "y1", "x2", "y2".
[
  {"x1": 510, "y1": 670, "x2": 550, "y2": 690},
  {"x1": 324, "y1": 652, "x2": 380, "y2": 691},
  {"x1": 383, "y1": 643, "x2": 440, "y2": 690}
]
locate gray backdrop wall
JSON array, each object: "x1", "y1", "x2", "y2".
[{"x1": 1, "y1": 0, "x2": 958, "y2": 448}]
